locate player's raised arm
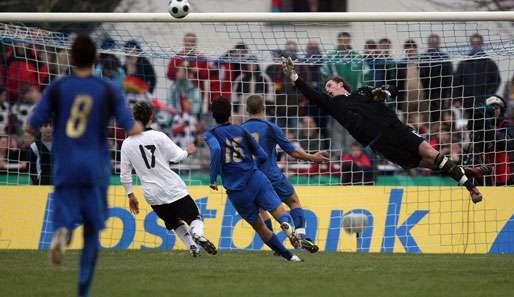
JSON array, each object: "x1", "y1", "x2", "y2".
[
  {"x1": 270, "y1": 122, "x2": 328, "y2": 164},
  {"x1": 204, "y1": 132, "x2": 221, "y2": 190}
]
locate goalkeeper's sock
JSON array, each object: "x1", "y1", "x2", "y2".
[
  {"x1": 264, "y1": 233, "x2": 293, "y2": 260},
  {"x1": 175, "y1": 224, "x2": 196, "y2": 248},
  {"x1": 78, "y1": 228, "x2": 99, "y2": 297},
  {"x1": 264, "y1": 218, "x2": 273, "y2": 232},
  {"x1": 434, "y1": 153, "x2": 472, "y2": 187},
  {"x1": 189, "y1": 219, "x2": 204, "y2": 238}
]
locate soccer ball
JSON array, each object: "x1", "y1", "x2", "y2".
[
  {"x1": 168, "y1": 0, "x2": 190, "y2": 19},
  {"x1": 342, "y1": 213, "x2": 369, "y2": 234}
]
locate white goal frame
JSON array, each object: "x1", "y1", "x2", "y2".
[{"x1": 0, "y1": 12, "x2": 514, "y2": 23}]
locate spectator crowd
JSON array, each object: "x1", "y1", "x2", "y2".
[{"x1": 0, "y1": 31, "x2": 513, "y2": 186}]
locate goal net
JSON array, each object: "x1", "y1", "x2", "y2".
[{"x1": 0, "y1": 13, "x2": 513, "y2": 253}]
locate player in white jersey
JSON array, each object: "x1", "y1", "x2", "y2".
[{"x1": 120, "y1": 101, "x2": 217, "y2": 257}]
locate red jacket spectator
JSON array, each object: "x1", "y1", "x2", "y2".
[
  {"x1": 5, "y1": 46, "x2": 48, "y2": 101},
  {"x1": 209, "y1": 61, "x2": 233, "y2": 100},
  {"x1": 486, "y1": 118, "x2": 514, "y2": 185}
]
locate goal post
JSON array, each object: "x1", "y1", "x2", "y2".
[{"x1": 0, "y1": 12, "x2": 513, "y2": 253}]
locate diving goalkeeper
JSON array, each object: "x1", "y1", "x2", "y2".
[{"x1": 282, "y1": 57, "x2": 487, "y2": 203}]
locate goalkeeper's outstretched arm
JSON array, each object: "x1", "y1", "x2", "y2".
[{"x1": 281, "y1": 57, "x2": 332, "y2": 111}]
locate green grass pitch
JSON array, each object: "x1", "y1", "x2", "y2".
[{"x1": 1, "y1": 250, "x2": 513, "y2": 297}]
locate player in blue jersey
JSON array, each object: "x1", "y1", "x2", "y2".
[
  {"x1": 205, "y1": 98, "x2": 302, "y2": 261},
  {"x1": 241, "y1": 95, "x2": 328, "y2": 253},
  {"x1": 26, "y1": 35, "x2": 142, "y2": 297}
]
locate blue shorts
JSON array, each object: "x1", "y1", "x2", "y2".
[
  {"x1": 52, "y1": 185, "x2": 109, "y2": 232},
  {"x1": 271, "y1": 175, "x2": 295, "y2": 201},
  {"x1": 227, "y1": 170, "x2": 282, "y2": 224}
]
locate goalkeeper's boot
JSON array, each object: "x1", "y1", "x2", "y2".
[
  {"x1": 464, "y1": 165, "x2": 492, "y2": 179},
  {"x1": 287, "y1": 254, "x2": 303, "y2": 262},
  {"x1": 189, "y1": 245, "x2": 200, "y2": 257},
  {"x1": 193, "y1": 234, "x2": 218, "y2": 255},
  {"x1": 280, "y1": 222, "x2": 301, "y2": 249},
  {"x1": 49, "y1": 227, "x2": 69, "y2": 265}
]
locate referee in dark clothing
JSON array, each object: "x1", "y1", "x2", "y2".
[{"x1": 282, "y1": 57, "x2": 487, "y2": 203}]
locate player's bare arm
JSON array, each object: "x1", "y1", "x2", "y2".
[{"x1": 289, "y1": 149, "x2": 329, "y2": 164}]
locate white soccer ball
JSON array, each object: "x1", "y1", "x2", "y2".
[
  {"x1": 342, "y1": 213, "x2": 369, "y2": 234},
  {"x1": 168, "y1": 0, "x2": 190, "y2": 19}
]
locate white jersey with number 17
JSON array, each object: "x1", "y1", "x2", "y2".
[{"x1": 120, "y1": 129, "x2": 189, "y2": 206}]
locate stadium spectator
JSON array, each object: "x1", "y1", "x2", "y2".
[
  {"x1": 212, "y1": 42, "x2": 249, "y2": 101},
  {"x1": 0, "y1": 86, "x2": 9, "y2": 134},
  {"x1": 378, "y1": 38, "x2": 393, "y2": 59},
  {"x1": 5, "y1": 41, "x2": 48, "y2": 102},
  {"x1": 167, "y1": 66, "x2": 202, "y2": 116},
  {"x1": 170, "y1": 99, "x2": 198, "y2": 150},
  {"x1": 503, "y1": 74, "x2": 514, "y2": 114},
  {"x1": 302, "y1": 41, "x2": 329, "y2": 138},
  {"x1": 266, "y1": 41, "x2": 302, "y2": 131},
  {"x1": 483, "y1": 96, "x2": 514, "y2": 185},
  {"x1": 167, "y1": 33, "x2": 210, "y2": 107},
  {"x1": 95, "y1": 54, "x2": 126, "y2": 89},
  {"x1": 341, "y1": 142, "x2": 374, "y2": 185},
  {"x1": 0, "y1": 134, "x2": 27, "y2": 173},
  {"x1": 29, "y1": 123, "x2": 53, "y2": 185},
  {"x1": 321, "y1": 32, "x2": 366, "y2": 90},
  {"x1": 453, "y1": 33, "x2": 501, "y2": 113},
  {"x1": 0, "y1": 134, "x2": 7, "y2": 171},
  {"x1": 123, "y1": 40, "x2": 157, "y2": 94},
  {"x1": 233, "y1": 57, "x2": 274, "y2": 124},
  {"x1": 19, "y1": 130, "x2": 34, "y2": 165},
  {"x1": 362, "y1": 39, "x2": 385, "y2": 87},
  {"x1": 420, "y1": 34, "x2": 453, "y2": 122},
  {"x1": 298, "y1": 116, "x2": 328, "y2": 152},
  {"x1": 388, "y1": 40, "x2": 429, "y2": 123}
]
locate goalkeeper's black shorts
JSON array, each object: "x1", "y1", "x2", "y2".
[
  {"x1": 370, "y1": 123, "x2": 425, "y2": 169},
  {"x1": 151, "y1": 195, "x2": 201, "y2": 230}
]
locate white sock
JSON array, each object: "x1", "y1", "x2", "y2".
[
  {"x1": 296, "y1": 227, "x2": 306, "y2": 236},
  {"x1": 189, "y1": 219, "x2": 204, "y2": 238},
  {"x1": 174, "y1": 224, "x2": 196, "y2": 248}
]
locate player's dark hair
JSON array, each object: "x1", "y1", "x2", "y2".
[
  {"x1": 71, "y1": 35, "x2": 96, "y2": 68},
  {"x1": 324, "y1": 76, "x2": 352, "y2": 93},
  {"x1": 246, "y1": 95, "x2": 264, "y2": 115},
  {"x1": 133, "y1": 101, "x2": 153, "y2": 126},
  {"x1": 211, "y1": 97, "x2": 231, "y2": 124}
]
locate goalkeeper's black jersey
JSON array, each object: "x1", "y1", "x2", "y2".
[{"x1": 295, "y1": 78, "x2": 403, "y2": 146}]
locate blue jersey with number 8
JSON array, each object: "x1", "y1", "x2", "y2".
[{"x1": 29, "y1": 74, "x2": 134, "y2": 187}]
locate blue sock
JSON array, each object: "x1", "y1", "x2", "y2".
[
  {"x1": 278, "y1": 213, "x2": 295, "y2": 228},
  {"x1": 264, "y1": 218, "x2": 273, "y2": 232},
  {"x1": 79, "y1": 228, "x2": 99, "y2": 297},
  {"x1": 265, "y1": 233, "x2": 293, "y2": 260},
  {"x1": 290, "y1": 208, "x2": 305, "y2": 229}
]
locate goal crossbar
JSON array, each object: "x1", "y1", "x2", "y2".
[{"x1": 1, "y1": 12, "x2": 514, "y2": 23}]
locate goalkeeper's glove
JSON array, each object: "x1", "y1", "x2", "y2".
[
  {"x1": 281, "y1": 56, "x2": 298, "y2": 81},
  {"x1": 371, "y1": 88, "x2": 391, "y2": 102}
]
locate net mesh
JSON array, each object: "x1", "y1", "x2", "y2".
[{"x1": 0, "y1": 20, "x2": 512, "y2": 252}]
